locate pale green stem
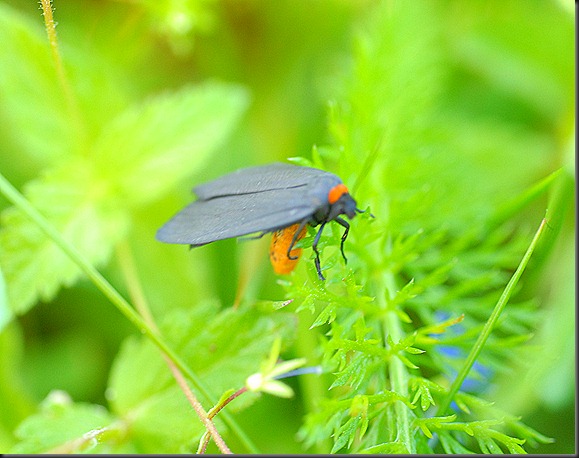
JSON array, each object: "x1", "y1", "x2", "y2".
[
  {"x1": 0, "y1": 173, "x2": 259, "y2": 453},
  {"x1": 436, "y1": 217, "x2": 548, "y2": 416},
  {"x1": 296, "y1": 308, "x2": 332, "y2": 453},
  {"x1": 377, "y1": 235, "x2": 415, "y2": 453},
  {"x1": 115, "y1": 241, "x2": 231, "y2": 454}
]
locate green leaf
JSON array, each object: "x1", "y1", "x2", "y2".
[
  {"x1": 404, "y1": 346, "x2": 425, "y2": 355},
  {"x1": 438, "y1": 432, "x2": 476, "y2": 454},
  {"x1": 396, "y1": 353, "x2": 419, "y2": 370},
  {"x1": 297, "y1": 400, "x2": 345, "y2": 450},
  {"x1": 0, "y1": 81, "x2": 248, "y2": 316},
  {"x1": 0, "y1": 160, "x2": 129, "y2": 315},
  {"x1": 508, "y1": 421, "x2": 555, "y2": 448},
  {"x1": 367, "y1": 391, "x2": 415, "y2": 410},
  {"x1": 330, "y1": 415, "x2": 362, "y2": 453},
  {"x1": 328, "y1": 354, "x2": 370, "y2": 390},
  {"x1": 387, "y1": 278, "x2": 418, "y2": 309},
  {"x1": 416, "y1": 314, "x2": 465, "y2": 340},
  {"x1": 92, "y1": 82, "x2": 250, "y2": 206},
  {"x1": 414, "y1": 415, "x2": 457, "y2": 440},
  {"x1": 119, "y1": 384, "x2": 207, "y2": 453},
  {"x1": 10, "y1": 391, "x2": 117, "y2": 454},
  {"x1": 107, "y1": 302, "x2": 296, "y2": 452},
  {"x1": 359, "y1": 441, "x2": 409, "y2": 454},
  {"x1": 476, "y1": 435, "x2": 506, "y2": 454},
  {"x1": 310, "y1": 303, "x2": 337, "y2": 328},
  {"x1": 410, "y1": 378, "x2": 438, "y2": 412}
]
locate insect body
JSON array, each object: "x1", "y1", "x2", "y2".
[
  {"x1": 269, "y1": 223, "x2": 308, "y2": 274},
  {"x1": 156, "y1": 162, "x2": 365, "y2": 280}
]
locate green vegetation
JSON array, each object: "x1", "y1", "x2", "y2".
[{"x1": 0, "y1": 0, "x2": 574, "y2": 454}]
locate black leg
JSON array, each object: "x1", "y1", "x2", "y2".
[
  {"x1": 335, "y1": 217, "x2": 350, "y2": 264},
  {"x1": 312, "y1": 222, "x2": 327, "y2": 281},
  {"x1": 286, "y1": 219, "x2": 309, "y2": 260}
]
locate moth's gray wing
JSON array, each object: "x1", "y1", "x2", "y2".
[
  {"x1": 156, "y1": 187, "x2": 319, "y2": 245},
  {"x1": 194, "y1": 163, "x2": 341, "y2": 200}
]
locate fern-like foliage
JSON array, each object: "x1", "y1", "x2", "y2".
[
  {"x1": 284, "y1": 2, "x2": 570, "y2": 454},
  {"x1": 0, "y1": 0, "x2": 572, "y2": 454}
]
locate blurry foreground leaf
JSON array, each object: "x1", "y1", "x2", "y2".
[
  {"x1": 105, "y1": 302, "x2": 296, "y2": 452},
  {"x1": 0, "y1": 82, "x2": 249, "y2": 316},
  {"x1": 10, "y1": 391, "x2": 118, "y2": 454}
]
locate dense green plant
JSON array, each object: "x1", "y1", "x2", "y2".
[{"x1": 0, "y1": 0, "x2": 574, "y2": 454}]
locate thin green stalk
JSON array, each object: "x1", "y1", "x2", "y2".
[
  {"x1": 0, "y1": 172, "x2": 259, "y2": 453},
  {"x1": 384, "y1": 308, "x2": 414, "y2": 452},
  {"x1": 436, "y1": 217, "x2": 548, "y2": 416},
  {"x1": 116, "y1": 241, "x2": 231, "y2": 454},
  {"x1": 377, "y1": 235, "x2": 415, "y2": 453},
  {"x1": 39, "y1": 0, "x2": 85, "y2": 150},
  {"x1": 296, "y1": 308, "x2": 332, "y2": 453},
  {"x1": 0, "y1": 175, "x2": 171, "y2": 358}
]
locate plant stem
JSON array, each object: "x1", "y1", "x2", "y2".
[
  {"x1": 436, "y1": 217, "x2": 548, "y2": 416},
  {"x1": 116, "y1": 241, "x2": 231, "y2": 454},
  {"x1": 0, "y1": 174, "x2": 167, "y2": 358},
  {"x1": 198, "y1": 387, "x2": 248, "y2": 453},
  {"x1": 377, "y1": 234, "x2": 415, "y2": 453},
  {"x1": 296, "y1": 308, "x2": 332, "y2": 453},
  {"x1": 39, "y1": 0, "x2": 85, "y2": 149},
  {"x1": 0, "y1": 172, "x2": 259, "y2": 453},
  {"x1": 385, "y1": 314, "x2": 414, "y2": 451}
]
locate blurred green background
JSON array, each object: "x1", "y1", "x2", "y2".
[{"x1": 0, "y1": 0, "x2": 575, "y2": 454}]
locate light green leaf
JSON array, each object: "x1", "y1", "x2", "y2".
[
  {"x1": 331, "y1": 415, "x2": 362, "y2": 453},
  {"x1": 0, "y1": 80, "x2": 248, "y2": 316},
  {"x1": 107, "y1": 302, "x2": 296, "y2": 452},
  {"x1": 404, "y1": 346, "x2": 425, "y2": 355},
  {"x1": 92, "y1": 82, "x2": 250, "y2": 206},
  {"x1": 359, "y1": 441, "x2": 409, "y2": 454},
  {"x1": 410, "y1": 379, "x2": 437, "y2": 412},
  {"x1": 310, "y1": 304, "x2": 337, "y2": 328},
  {"x1": 396, "y1": 354, "x2": 418, "y2": 370},
  {"x1": 476, "y1": 436, "x2": 504, "y2": 454},
  {"x1": 10, "y1": 391, "x2": 117, "y2": 454},
  {"x1": 121, "y1": 384, "x2": 207, "y2": 453},
  {"x1": 329, "y1": 355, "x2": 372, "y2": 390},
  {"x1": 0, "y1": 160, "x2": 129, "y2": 315},
  {"x1": 438, "y1": 432, "x2": 476, "y2": 454}
]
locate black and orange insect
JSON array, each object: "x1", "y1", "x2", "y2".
[{"x1": 156, "y1": 162, "x2": 367, "y2": 280}]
